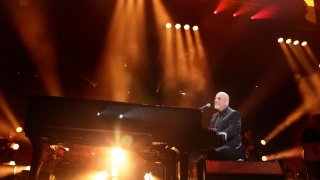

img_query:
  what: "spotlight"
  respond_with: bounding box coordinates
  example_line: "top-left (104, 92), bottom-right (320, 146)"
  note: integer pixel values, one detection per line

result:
top-left (285, 39), bottom-right (292, 44)
top-left (304, 0), bottom-right (315, 7)
top-left (214, 10), bottom-right (218, 14)
top-left (110, 148), bottom-right (125, 166)
top-left (260, 139), bottom-right (266, 145)
top-left (11, 143), bottom-right (19, 150)
top-left (277, 38), bottom-right (284, 43)
top-left (192, 26), bottom-right (199, 31)
top-left (165, 23), bottom-right (172, 29)
top-left (184, 24), bottom-right (190, 30)
top-left (293, 40), bottom-right (299, 45)
top-left (144, 172), bottom-right (153, 180)
top-left (301, 41), bottom-right (307, 46)
top-left (94, 171), bottom-right (109, 180)
top-left (233, 13), bottom-right (237, 17)
top-left (175, 24), bottom-right (181, 29)
top-left (261, 156), bottom-right (267, 161)
top-left (16, 127), bottom-right (23, 133)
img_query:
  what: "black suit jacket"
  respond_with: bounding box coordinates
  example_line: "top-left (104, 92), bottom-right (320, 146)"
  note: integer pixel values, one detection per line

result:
top-left (209, 106), bottom-right (242, 148)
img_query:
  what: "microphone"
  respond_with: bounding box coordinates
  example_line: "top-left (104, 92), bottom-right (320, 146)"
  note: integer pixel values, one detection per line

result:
top-left (199, 103), bottom-right (211, 110)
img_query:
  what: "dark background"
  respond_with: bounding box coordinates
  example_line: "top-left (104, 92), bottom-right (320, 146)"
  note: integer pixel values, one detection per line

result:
top-left (0, 0), bottom-right (319, 164)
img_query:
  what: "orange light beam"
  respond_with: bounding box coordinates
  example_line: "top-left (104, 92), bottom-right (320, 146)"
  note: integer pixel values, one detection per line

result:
top-left (151, 0), bottom-right (177, 103)
top-left (175, 28), bottom-right (187, 83)
top-left (263, 146), bottom-right (303, 161)
top-left (303, 44), bottom-right (320, 68)
top-left (0, 92), bottom-right (19, 130)
top-left (263, 105), bottom-right (306, 143)
top-left (185, 30), bottom-right (207, 96)
top-left (193, 29), bottom-right (213, 101)
top-left (5, 1), bottom-right (61, 96)
top-left (239, 58), bottom-right (288, 117)
top-left (96, 0), bottom-right (147, 102)
top-left (161, 29), bottom-right (176, 97)
top-left (279, 42), bottom-right (302, 79)
top-left (263, 42), bottom-right (320, 144)
top-left (288, 44), bottom-right (314, 74)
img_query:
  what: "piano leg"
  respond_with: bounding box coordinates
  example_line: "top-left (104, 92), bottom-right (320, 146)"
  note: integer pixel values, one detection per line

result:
top-left (179, 152), bottom-right (189, 180)
top-left (29, 140), bottom-right (49, 180)
top-left (29, 140), bottom-right (42, 180)
top-left (161, 152), bottom-right (189, 180)
top-left (158, 146), bottom-right (181, 180)
top-left (163, 160), bottom-right (177, 180)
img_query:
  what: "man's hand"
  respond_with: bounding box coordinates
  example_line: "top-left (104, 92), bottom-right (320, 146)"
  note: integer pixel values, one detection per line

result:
top-left (208, 127), bottom-right (218, 133)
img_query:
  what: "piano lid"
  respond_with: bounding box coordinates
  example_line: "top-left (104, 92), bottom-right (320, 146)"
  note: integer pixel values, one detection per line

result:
top-left (24, 95), bottom-right (205, 147)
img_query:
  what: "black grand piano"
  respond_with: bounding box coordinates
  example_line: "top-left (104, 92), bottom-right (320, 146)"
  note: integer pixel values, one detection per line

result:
top-left (24, 95), bottom-right (208, 179)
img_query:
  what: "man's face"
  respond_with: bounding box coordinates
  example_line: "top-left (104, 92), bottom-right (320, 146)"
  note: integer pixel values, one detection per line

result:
top-left (214, 92), bottom-right (229, 112)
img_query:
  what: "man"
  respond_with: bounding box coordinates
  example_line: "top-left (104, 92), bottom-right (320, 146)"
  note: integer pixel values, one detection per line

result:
top-left (191, 92), bottom-right (244, 179)
top-left (207, 91), bottom-right (244, 160)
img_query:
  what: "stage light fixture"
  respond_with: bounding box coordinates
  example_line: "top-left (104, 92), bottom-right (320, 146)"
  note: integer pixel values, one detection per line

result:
top-left (260, 139), bottom-right (266, 145)
top-left (304, 0), bottom-right (314, 7)
top-left (277, 38), bottom-right (284, 43)
top-left (184, 24), bottom-right (190, 30)
top-left (301, 41), bottom-right (307, 46)
top-left (214, 10), bottom-right (218, 14)
top-left (233, 13), bottom-right (237, 17)
top-left (110, 147), bottom-right (125, 166)
top-left (192, 26), bottom-right (199, 31)
top-left (16, 127), bottom-right (23, 133)
top-left (293, 40), bottom-right (299, 45)
top-left (285, 39), bottom-right (292, 44)
top-left (11, 143), bottom-right (19, 150)
top-left (261, 156), bottom-right (267, 161)
top-left (175, 24), bottom-right (181, 29)
top-left (165, 23), bottom-right (172, 29)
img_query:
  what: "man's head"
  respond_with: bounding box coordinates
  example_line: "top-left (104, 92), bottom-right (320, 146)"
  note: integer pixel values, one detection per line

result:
top-left (214, 92), bottom-right (229, 112)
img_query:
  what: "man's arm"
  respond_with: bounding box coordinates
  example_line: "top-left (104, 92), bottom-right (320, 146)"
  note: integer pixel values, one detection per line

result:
top-left (221, 111), bottom-right (241, 139)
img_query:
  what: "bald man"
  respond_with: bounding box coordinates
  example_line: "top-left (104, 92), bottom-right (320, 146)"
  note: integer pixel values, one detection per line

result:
top-left (207, 92), bottom-right (244, 160)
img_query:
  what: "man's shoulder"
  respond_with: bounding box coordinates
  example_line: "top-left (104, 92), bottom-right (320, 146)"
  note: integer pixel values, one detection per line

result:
top-left (227, 107), bottom-right (239, 114)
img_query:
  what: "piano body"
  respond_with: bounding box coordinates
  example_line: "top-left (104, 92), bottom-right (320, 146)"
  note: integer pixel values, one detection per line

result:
top-left (24, 95), bottom-right (207, 179)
